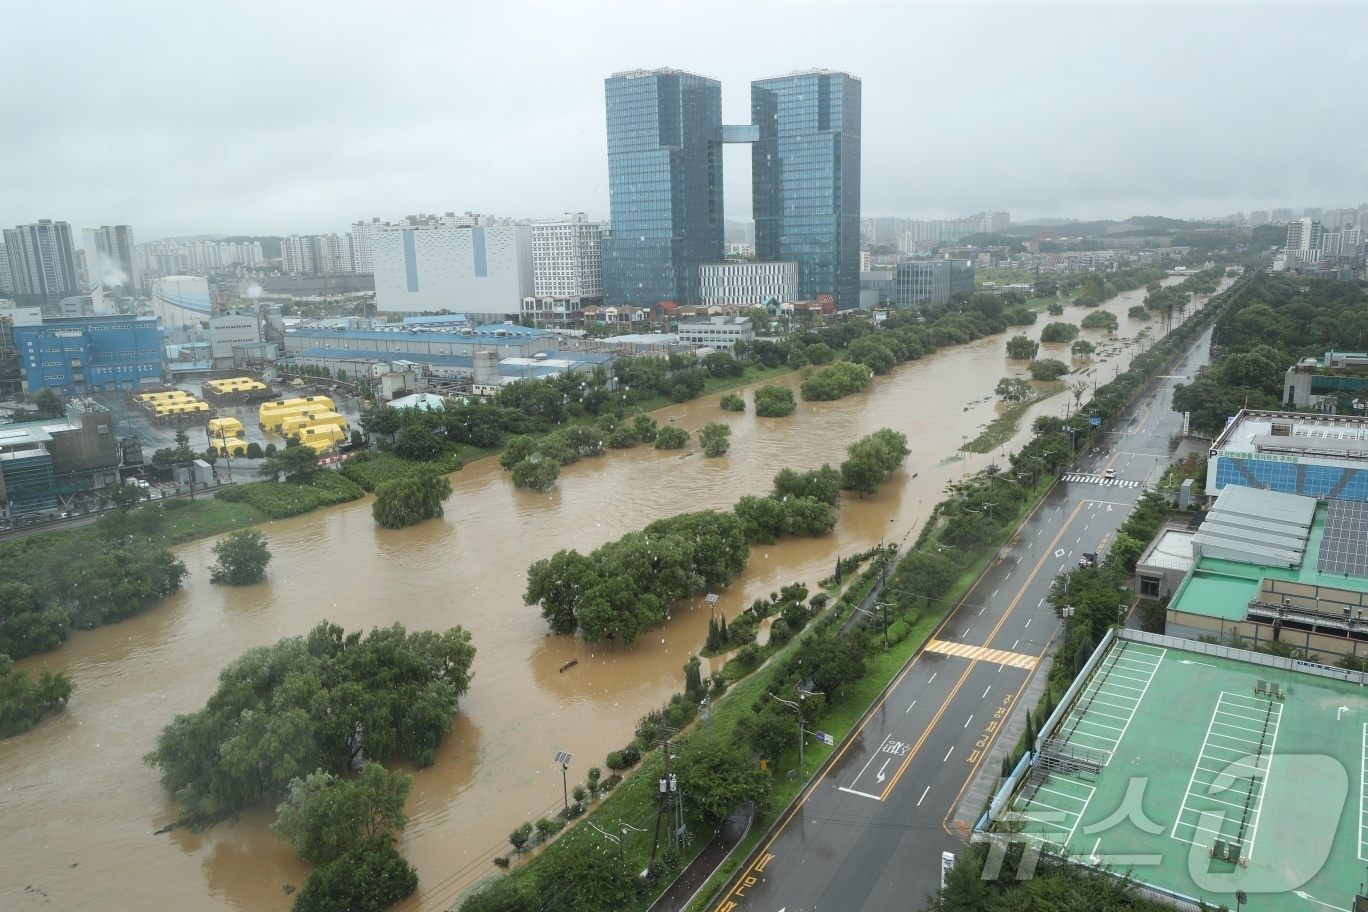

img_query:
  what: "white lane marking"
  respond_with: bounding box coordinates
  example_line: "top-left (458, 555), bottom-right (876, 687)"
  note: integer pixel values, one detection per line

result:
top-left (838, 786), bottom-right (883, 801)
top-left (929, 673), bottom-right (937, 683)
top-left (851, 732), bottom-right (894, 787)
top-left (964, 714), bottom-right (974, 729)
top-left (918, 785), bottom-right (930, 806)
top-left (905, 700), bottom-right (917, 714)
top-left (982, 686), bottom-right (991, 699)
top-left (1025, 619), bottom-right (1032, 628)
top-left (943, 747), bottom-right (954, 762)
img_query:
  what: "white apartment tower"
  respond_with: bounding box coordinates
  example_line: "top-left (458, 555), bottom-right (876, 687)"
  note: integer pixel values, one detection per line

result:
top-left (1286, 218), bottom-right (1322, 258)
top-left (531, 213), bottom-right (604, 298)
top-left (281, 235), bottom-right (317, 275)
top-left (351, 218), bottom-right (379, 273)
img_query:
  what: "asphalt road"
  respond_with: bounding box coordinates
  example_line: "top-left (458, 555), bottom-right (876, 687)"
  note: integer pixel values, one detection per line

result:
top-left (711, 324), bottom-right (1216, 912)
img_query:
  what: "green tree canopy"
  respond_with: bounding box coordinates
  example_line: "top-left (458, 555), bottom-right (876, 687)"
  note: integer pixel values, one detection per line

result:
top-left (674, 734), bottom-right (771, 824)
top-left (524, 511), bottom-right (749, 643)
top-left (995, 377), bottom-right (1033, 402)
top-left (30, 388), bottom-right (65, 420)
top-left (753, 385), bottom-right (797, 417)
top-left (145, 620), bottom-right (475, 816)
top-left (654, 425), bottom-right (690, 450)
top-left (511, 457), bottom-right (560, 491)
top-left (698, 422), bottom-right (732, 457)
top-left (0, 655), bottom-right (73, 738)
top-left (839, 429), bottom-right (910, 497)
top-left (1028, 359), bottom-right (1070, 381)
top-left (260, 445), bottom-right (319, 483)
top-left (1039, 322), bottom-right (1080, 343)
top-left (771, 464), bottom-right (841, 505)
top-left (1005, 335), bottom-right (1039, 360)
top-left (271, 763), bottom-right (412, 865)
top-left (210, 529), bottom-right (272, 586)
top-left (372, 467), bottom-right (452, 529)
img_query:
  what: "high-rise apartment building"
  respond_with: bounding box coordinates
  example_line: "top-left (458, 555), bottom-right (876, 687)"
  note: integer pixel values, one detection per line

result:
top-left (0, 241), bottom-right (12, 295)
top-left (752, 70), bottom-right (861, 309)
top-left (1271, 208), bottom-right (1295, 224)
top-left (351, 218), bottom-right (380, 274)
top-left (1286, 217), bottom-right (1322, 256)
top-left (3, 220), bottom-right (80, 304)
top-left (603, 68), bottom-right (724, 308)
top-left (281, 235), bottom-right (317, 275)
top-left (83, 225), bottom-right (139, 293)
top-left (531, 213), bottom-right (604, 298)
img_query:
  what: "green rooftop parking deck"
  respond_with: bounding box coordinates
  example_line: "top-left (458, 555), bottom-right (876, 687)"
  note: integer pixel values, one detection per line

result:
top-left (989, 630), bottom-right (1368, 912)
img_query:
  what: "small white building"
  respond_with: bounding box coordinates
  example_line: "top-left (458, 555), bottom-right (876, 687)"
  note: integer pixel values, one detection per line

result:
top-left (678, 316), bottom-right (754, 351)
top-left (208, 312), bottom-right (260, 365)
top-left (699, 262), bottom-right (797, 308)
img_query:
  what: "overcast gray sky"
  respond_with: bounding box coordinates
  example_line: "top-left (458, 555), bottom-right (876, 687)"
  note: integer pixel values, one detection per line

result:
top-left (2, 0), bottom-right (1364, 240)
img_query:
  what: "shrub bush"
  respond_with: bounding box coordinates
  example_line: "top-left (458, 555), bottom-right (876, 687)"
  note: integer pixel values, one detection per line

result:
top-left (719, 393), bottom-right (746, 412)
top-left (886, 620), bottom-right (911, 645)
top-left (654, 425), bottom-right (690, 449)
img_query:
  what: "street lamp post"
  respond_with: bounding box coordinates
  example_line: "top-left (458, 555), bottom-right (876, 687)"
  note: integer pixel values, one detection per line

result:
top-left (552, 750), bottom-right (572, 812)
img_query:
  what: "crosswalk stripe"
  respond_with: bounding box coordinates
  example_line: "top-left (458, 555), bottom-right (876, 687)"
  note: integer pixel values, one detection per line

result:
top-left (1062, 474), bottom-right (1138, 488)
top-left (925, 638), bottom-right (1039, 670)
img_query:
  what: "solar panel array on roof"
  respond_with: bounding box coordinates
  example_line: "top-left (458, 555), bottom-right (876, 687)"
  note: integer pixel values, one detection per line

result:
top-left (1317, 499), bottom-right (1368, 578)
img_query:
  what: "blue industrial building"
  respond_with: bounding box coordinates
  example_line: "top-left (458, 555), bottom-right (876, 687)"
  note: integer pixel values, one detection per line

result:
top-left (14, 314), bottom-right (166, 393)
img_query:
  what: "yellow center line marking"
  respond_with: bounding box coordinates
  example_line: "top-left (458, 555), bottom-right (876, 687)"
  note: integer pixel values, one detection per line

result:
top-left (941, 634), bottom-right (1058, 838)
top-left (879, 499), bottom-right (1087, 799)
top-left (710, 483), bottom-right (1078, 911)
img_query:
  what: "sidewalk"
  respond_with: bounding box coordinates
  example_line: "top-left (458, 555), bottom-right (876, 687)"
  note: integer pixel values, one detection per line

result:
top-left (648, 808), bottom-right (752, 912)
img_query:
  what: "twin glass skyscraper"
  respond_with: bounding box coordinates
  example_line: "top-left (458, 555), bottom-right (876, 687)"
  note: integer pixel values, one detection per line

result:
top-left (604, 68), bottom-right (860, 310)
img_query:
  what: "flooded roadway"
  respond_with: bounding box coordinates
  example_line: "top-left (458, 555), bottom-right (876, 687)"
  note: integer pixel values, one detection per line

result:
top-left (0, 281), bottom-right (1211, 912)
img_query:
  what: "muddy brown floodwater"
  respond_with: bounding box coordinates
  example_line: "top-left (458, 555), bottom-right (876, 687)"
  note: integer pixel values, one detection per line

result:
top-left (0, 280), bottom-right (1216, 912)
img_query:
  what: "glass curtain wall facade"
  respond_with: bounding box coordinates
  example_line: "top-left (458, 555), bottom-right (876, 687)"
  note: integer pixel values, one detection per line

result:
top-left (603, 69), bottom-right (723, 308)
top-left (752, 71), bottom-right (861, 309)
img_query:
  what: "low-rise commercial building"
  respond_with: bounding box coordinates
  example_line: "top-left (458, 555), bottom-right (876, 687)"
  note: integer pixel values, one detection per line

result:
top-left (1159, 486), bottom-right (1368, 663)
top-left (894, 259), bottom-right (974, 308)
top-left (677, 316), bottom-right (753, 351)
top-left (698, 262), bottom-right (798, 308)
top-left (0, 398), bottom-right (121, 516)
top-left (1282, 351), bottom-right (1368, 409)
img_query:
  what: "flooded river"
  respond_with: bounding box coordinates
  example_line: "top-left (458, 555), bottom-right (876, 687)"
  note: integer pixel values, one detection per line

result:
top-left (0, 281), bottom-right (1212, 912)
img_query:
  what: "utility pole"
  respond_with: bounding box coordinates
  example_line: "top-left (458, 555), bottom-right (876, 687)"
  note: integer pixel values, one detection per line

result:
top-left (651, 735), bottom-right (680, 859)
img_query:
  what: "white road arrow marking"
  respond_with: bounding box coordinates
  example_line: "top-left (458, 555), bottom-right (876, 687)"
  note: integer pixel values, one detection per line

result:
top-left (1178, 659), bottom-right (1215, 667)
top-left (1338, 705), bottom-right (1351, 721)
top-left (876, 758), bottom-right (891, 783)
